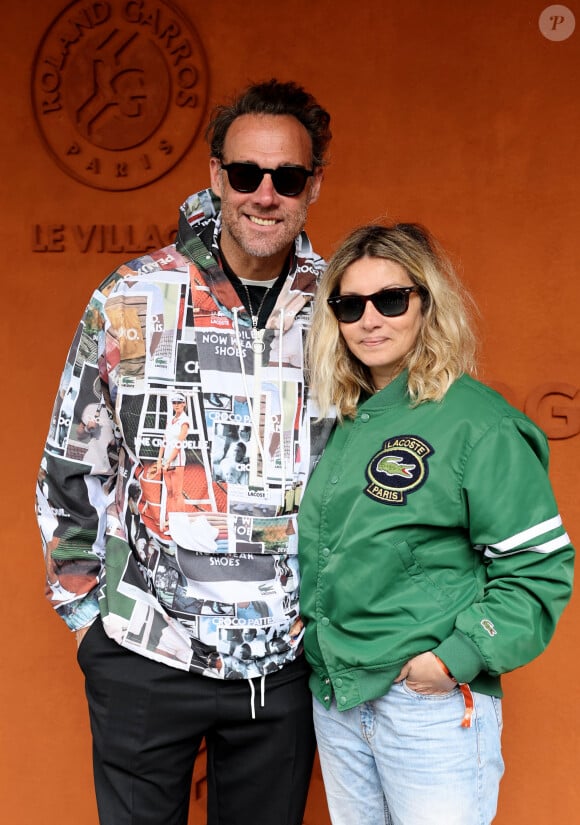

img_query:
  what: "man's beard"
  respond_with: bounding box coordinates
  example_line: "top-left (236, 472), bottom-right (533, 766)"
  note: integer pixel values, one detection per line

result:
top-left (220, 202), bottom-right (309, 260)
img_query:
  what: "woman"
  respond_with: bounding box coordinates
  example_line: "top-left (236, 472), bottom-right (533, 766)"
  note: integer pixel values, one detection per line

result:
top-left (153, 391), bottom-right (191, 525)
top-left (298, 223), bottom-right (574, 825)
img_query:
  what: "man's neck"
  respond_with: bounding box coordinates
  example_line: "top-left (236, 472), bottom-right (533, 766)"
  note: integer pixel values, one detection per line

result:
top-left (218, 231), bottom-right (292, 282)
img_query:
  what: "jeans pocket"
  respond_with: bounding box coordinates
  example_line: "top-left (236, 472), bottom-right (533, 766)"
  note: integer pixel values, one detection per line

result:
top-left (491, 695), bottom-right (503, 733)
top-left (400, 679), bottom-right (459, 700)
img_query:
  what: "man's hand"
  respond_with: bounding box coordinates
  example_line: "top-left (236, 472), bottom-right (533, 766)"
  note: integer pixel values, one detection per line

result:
top-left (393, 651), bottom-right (457, 694)
top-left (75, 625), bottom-right (92, 648)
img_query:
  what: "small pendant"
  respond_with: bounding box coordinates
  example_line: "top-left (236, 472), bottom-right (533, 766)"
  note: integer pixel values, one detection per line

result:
top-left (251, 328), bottom-right (266, 354)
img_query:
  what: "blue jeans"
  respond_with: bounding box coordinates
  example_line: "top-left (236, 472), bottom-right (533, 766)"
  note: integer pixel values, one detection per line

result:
top-left (313, 681), bottom-right (504, 825)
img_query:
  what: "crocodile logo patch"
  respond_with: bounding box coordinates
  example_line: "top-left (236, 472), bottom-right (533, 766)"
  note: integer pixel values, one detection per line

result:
top-left (364, 435), bottom-right (434, 506)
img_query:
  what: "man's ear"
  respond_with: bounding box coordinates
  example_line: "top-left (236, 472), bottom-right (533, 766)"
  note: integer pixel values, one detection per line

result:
top-left (307, 167), bottom-right (324, 206)
top-left (209, 158), bottom-right (223, 196)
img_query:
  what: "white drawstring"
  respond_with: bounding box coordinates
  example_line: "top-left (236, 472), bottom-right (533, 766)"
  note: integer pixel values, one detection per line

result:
top-left (233, 306), bottom-right (267, 469)
top-left (248, 675), bottom-right (266, 720)
top-left (277, 309), bottom-right (287, 493)
top-left (249, 677), bottom-right (256, 720)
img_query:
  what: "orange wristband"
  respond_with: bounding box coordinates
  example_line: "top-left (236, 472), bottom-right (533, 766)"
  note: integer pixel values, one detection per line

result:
top-left (433, 654), bottom-right (474, 729)
top-left (432, 654), bottom-right (456, 681)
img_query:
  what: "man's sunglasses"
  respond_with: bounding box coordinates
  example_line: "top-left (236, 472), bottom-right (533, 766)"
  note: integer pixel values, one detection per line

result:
top-left (327, 286), bottom-right (422, 323)
top-left (221, 162), bottom-right (314, 197)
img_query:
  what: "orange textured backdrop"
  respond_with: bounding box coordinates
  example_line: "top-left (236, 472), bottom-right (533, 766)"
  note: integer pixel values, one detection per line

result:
top-left (1, 1), bottom-right (578, 823)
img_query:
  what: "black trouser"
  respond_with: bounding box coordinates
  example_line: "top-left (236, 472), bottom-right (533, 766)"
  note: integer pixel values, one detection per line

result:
top-left (77, 618), bottom-right (316, 825)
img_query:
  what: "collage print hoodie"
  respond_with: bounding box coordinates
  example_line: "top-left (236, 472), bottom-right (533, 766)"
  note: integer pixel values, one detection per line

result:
top-left (36, 188), bottom-right (334, 682)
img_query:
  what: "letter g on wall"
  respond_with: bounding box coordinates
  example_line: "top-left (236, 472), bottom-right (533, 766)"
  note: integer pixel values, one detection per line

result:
top-left (525, 383), bottom-right (580, 440)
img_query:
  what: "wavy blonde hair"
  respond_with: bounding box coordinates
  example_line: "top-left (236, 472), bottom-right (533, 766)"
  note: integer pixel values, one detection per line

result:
top-left (307, 223), bottom-right (477, 420)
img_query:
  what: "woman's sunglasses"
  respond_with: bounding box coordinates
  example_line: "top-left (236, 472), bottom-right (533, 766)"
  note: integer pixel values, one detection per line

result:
top-left (221, 162), bottom-right (314, 197)
top-left (327, 286), bottom-right (422, 323)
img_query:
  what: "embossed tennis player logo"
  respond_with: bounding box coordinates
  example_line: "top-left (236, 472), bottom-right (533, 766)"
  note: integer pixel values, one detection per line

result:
top-left (32, 0), bottom-right (209, 191)
top-left (364, 435), bottom-right (434, 505)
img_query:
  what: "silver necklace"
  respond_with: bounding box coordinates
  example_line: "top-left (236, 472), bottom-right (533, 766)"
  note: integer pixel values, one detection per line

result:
top-left (240, 282), bottom-right (269, 353)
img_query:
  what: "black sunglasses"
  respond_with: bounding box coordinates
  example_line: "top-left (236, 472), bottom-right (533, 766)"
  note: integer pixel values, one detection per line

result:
top-left (327, 286), bottom-right (422, 323)
top-left (221, 162), bottom-right (314, 197)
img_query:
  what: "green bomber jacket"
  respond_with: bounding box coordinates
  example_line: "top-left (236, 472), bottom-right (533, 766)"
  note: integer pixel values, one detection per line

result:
top-left (298, 371), bottom-right (574, 711)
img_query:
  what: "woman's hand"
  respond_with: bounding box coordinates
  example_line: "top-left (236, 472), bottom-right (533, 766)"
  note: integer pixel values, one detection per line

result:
top-left (393, 651), bottom-right (457, 694)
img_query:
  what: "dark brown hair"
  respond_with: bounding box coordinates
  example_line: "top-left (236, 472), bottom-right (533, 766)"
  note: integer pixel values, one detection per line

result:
top-left (206, 79), bottom-right (331, 168)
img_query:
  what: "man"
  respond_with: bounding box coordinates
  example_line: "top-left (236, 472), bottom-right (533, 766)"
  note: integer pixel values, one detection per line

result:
top-left (36, 79), bottom-right (333, 825)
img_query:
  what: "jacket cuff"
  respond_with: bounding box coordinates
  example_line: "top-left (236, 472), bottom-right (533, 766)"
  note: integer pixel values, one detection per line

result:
top-left (62, 595), bottom-right (101, 632)
top-left (433, 630), bottom-right (485, 684)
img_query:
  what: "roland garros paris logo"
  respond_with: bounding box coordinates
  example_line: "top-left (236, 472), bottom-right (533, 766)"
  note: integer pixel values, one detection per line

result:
top-left (31, 0), bottom-right (209, 190)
